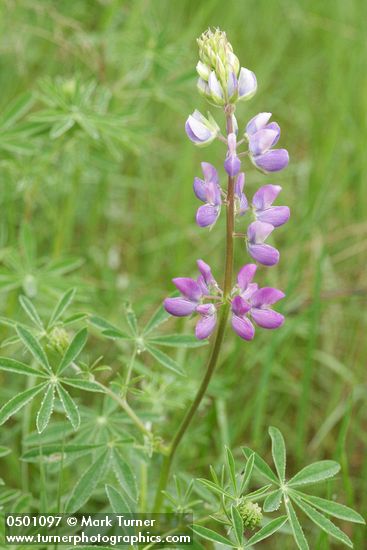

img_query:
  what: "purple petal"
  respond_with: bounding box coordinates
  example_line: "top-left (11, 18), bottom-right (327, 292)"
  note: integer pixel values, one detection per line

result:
top-left (224, 154), bottom-right (241, 177)
top-left (241, 282), bottom-right (259, 301)
top-left (201, 162), bottom-right (219, 184)
top-left (227, 72), bottom-right (238, 98)
top-left (195, 311), bottom-right (217, 339)
top-left (253, 149), bottom-right (289, 173)
top-left (193, 177), bottom-right (207, 202)
top-left (249, 129), bottom-right (279, 156)
top-left (251, 287), bottom-right (285, 307)
top-left (251, 308), bottom-right (284, 329)
top-left (237, 264), bottom-right (257, 291)
top-left (208, 71), bottom-right (224, 101)
top-left (231, 295), bottom-right (251, 316)
top-left (256, 206), bottom-right (290, 227)
top-left (248, 244), bottom-right (280, 266)
top-left (172, 278), bottom-right (202, 301)
top-left (164, 297), bottom-right (196, 317)
top-left (206, 180), bottom-right (221, 206)
top-left (266, 122), bottom-right (280, 145)
top-left (235, 172), bottom-right (245, 196)
top-left (246, 112), bottom-right (272, 136)
top-left (196, 303), bottom-right (215, 316)
top-left (185, 116), bottom-right (211, 143)
top-left (231, 314), bottom-right (255, 340)
top-left (253, 184), bottom-right (282, 210)
top-left (196, 204), bottom-right (220, 227)
top-left (247, 221), bottom-right (274, 244)
top-left (238, 68), bottom-right (257, 99)
top-left (227, 132), bottom-right (237, 154)
top-left (197, 259), bottom-right (216, 287)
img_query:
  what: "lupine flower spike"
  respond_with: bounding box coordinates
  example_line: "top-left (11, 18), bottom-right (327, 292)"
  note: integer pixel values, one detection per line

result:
top-left (165, 27), bottom-right (290, 342)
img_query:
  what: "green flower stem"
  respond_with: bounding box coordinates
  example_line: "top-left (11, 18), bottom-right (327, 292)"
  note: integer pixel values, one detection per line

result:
top-left (153, 112), bottom-right (236, 512)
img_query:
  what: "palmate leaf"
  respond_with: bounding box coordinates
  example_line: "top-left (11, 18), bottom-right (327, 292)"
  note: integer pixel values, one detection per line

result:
top-left (240, 452), bottom-right (254, 494)
top-left (61, 378), bottom-right (105, 393)
top-left (125, 303), bottom-right (138, 335)
top-left (246, 516), bottom-right (288, 547)
top-left (57, 328), bottom-right (88, 374)
top-left (143, 305), bottom-right (170, 335)
top-left (146, 345), bottom-right (184, 375)
top-left (269, 426), bottom-right (286, 482)
top-left (0, 383), bottom-right (47, 425)
top-left (89, 316), bottom-right (130, 340)
top-left (111, 448), bottom-right (138, 502)
top-left (285, 497), bottom-right (309, 550)
top-left (56, 384), bottom-right (80, 430)
top-left (294, 491), bottom-right (365, 524)
top-left (65, 451), bottom-right (109, 513)
top-left (192, 525), bottom-right (235, 547)
top-left (288, 461), bottom-right (340, 487)
top-left (48, 288), bottom-right (76, 327)
top-left (291, 492), bottom-right (353, 548)
top-left (22, 444), bottom-right (103, 462)
top-left (0, 357), bottom-right (45, 378)
top-left (242, 447), bottom-right (278, 485)
top-left (147, 334), bottom-right (207, 348)
top-left (105, 484), bottom-right (132, 514)
top-left (263, 489), bottom-right (283, 512)
top-left (225, 446), bottom-right (237, 494)
top-left (16, 325), bottom-right (51, 374)
top-left (36, 384), bottom-right (55, 433)
top-left (19, 295), bottom-right (43, 329)
top-left (231, 505), bottom-right (244, 546)
top-left (197, 478), bottom-right (234, 500)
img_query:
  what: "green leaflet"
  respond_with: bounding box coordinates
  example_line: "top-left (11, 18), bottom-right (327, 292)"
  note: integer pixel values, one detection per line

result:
top-left (65, 451), bottom-right (109, 513)
top-left (57, 384), bottom-right (80, 430)
top-left (0, 383), bottom-right (47, 425)
top-left (36, 384), bottom-right (55, 433)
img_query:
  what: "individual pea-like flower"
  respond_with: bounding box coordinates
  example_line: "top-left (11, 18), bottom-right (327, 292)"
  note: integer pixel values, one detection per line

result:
top-left (237, 67), bottom-right (257, 101)
top-left (230, 264), bottom-right (285, 340)
top-left (224, 133), bottom-right (241, 176)
top-left (163, 260), bottom-right (222, 340)
top-left (246, 112), bottom-right (289, 173)
top-left (185, 110), bottom-right (220, 147)
top-left (193, 162), bottom-right (222, 227)
top-left (252, 184), bottom-right (290, 227)
top-left (247, 221), bottom-right (280, 266)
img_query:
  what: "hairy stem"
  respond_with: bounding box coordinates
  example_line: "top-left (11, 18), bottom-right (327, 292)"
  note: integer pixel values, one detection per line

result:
top-left (153, 112), bottom-right (236, 511)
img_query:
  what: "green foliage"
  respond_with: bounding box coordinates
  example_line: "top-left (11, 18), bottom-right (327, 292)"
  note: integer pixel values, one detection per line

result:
top-left (195, 428), bottom-right (364, 548)
top-left (0, 2), bottom-right (365, 549)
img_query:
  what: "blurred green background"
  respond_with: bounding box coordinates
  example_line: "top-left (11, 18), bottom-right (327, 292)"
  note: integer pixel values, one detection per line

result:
top-left (0, 0), bottom-right (366, 546)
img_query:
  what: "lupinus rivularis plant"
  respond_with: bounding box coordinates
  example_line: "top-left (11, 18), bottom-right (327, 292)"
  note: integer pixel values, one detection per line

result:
top-left (154, 29), bottom-right (364, 547)
top-left (0, 27), bottom-right (364, 550)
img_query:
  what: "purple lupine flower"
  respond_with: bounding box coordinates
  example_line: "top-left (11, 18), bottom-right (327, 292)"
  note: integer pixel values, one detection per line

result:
top-left (164, 260), bottom-right (222, 339)
top-left (196, 304), bottom-right (217, 339)
top-left (164, 278), bottom-right (202, 316)
top-left (253, 184), bottom-right (290, 227)
top-left (247, 221), bottom-right (279, 266)
top-left (224, 133), bottom-right (241, 176)
top-left (230, 264), bottom-right (285, 340)
top-left (246, 112), bottom-right (289, 173)
top-left (234, 172), bottom-right (248, 216)
top-left (197, 258), bottom-right (220, 293)
top-left (193, 162), bottom-right (222, 227)
top-left (185, 110), bottom-right (220, 147)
